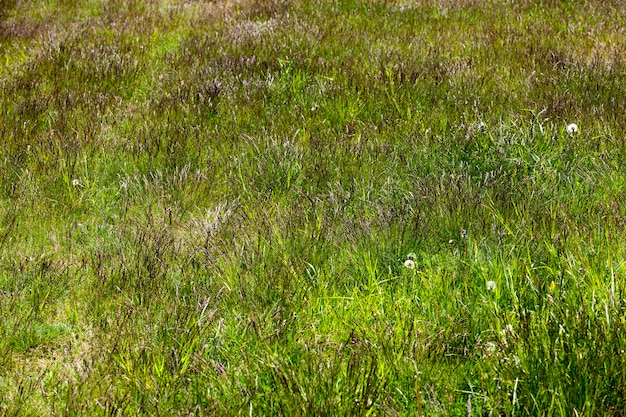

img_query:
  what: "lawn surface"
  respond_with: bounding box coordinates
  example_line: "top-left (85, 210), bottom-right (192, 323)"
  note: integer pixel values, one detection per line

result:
top-left (2, 0), bottom-right (626, 415)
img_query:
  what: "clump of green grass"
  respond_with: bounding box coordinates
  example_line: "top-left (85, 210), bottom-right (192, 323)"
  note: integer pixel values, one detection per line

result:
top-left (2, 0), bottom-right (626, 415)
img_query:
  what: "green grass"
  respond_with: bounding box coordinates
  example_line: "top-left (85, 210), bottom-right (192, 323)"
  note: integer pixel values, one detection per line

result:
top-left (2, 0), bottom-right (626, 414)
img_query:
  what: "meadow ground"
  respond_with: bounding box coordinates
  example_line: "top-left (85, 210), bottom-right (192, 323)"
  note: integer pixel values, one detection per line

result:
top-left (2, 0), bottom-right (626, 415)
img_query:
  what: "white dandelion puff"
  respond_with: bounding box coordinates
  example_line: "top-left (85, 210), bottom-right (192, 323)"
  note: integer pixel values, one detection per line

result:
top-left (406, 252), bottom-right (417, 261)
top-left (486, 280), bottom-right (497, 291)
top-left (404, 259), bottom-right (416, 269)
top-left (500, 324), bottom-right (514, 335)
top-left (72, 179), bottom-right (81, 187)
top-left (566, 123), bottom-right (578, 134)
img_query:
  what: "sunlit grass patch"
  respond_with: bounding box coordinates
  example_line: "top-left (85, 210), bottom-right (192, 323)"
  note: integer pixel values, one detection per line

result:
top-left (7, 322), bottom-right (70, 353)
top-left (2, 0), bottom-right (626, 414)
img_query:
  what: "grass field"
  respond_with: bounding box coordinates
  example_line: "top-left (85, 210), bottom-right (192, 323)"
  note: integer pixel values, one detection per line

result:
top-left (2, 0), bottom-right (626, 415)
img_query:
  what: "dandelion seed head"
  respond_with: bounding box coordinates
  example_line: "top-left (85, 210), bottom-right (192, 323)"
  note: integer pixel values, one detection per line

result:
top-left (486, 280), bottom-right (497, 291)
top-left (404, 259), bottom-right (416, 269)
top-left (406, 252), bottom-right (417, 261)
top-left (72, 179), bottom-right (81, 187)
top-left (566, 123), bottom-right (578, 134)
top-left (500, 324), bottom-right (514, 335)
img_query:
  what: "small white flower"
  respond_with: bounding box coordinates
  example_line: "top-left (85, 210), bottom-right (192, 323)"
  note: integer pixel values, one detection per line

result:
top-left (476, 121), bottom-right (486, 131)
top-left (403, 259), bottom-right (416, 269)
top-left (486, 280), bottom-right (497, 291)
top-left (406, 252), bottom-right (417, 261)
top-left (485, 341), bottom-right (497, 353)
top-left (566, 123), bottom-right (578, 134)
top-left (72, 179), bottom-right (81, 187)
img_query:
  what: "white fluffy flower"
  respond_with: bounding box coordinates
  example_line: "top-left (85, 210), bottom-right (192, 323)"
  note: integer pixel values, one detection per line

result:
top-left (500, 324), bottom-right (514, 335)
top-left (404, 259), bottom-right (416, 269)
top-left (72, 179), bottom-right (81, 187)
top-left (406, 252), bottom-right (417, 261)
top-left (566, 123), bottom-right (578, 134)
top-left (486, 280), bottom-right (497, 291)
